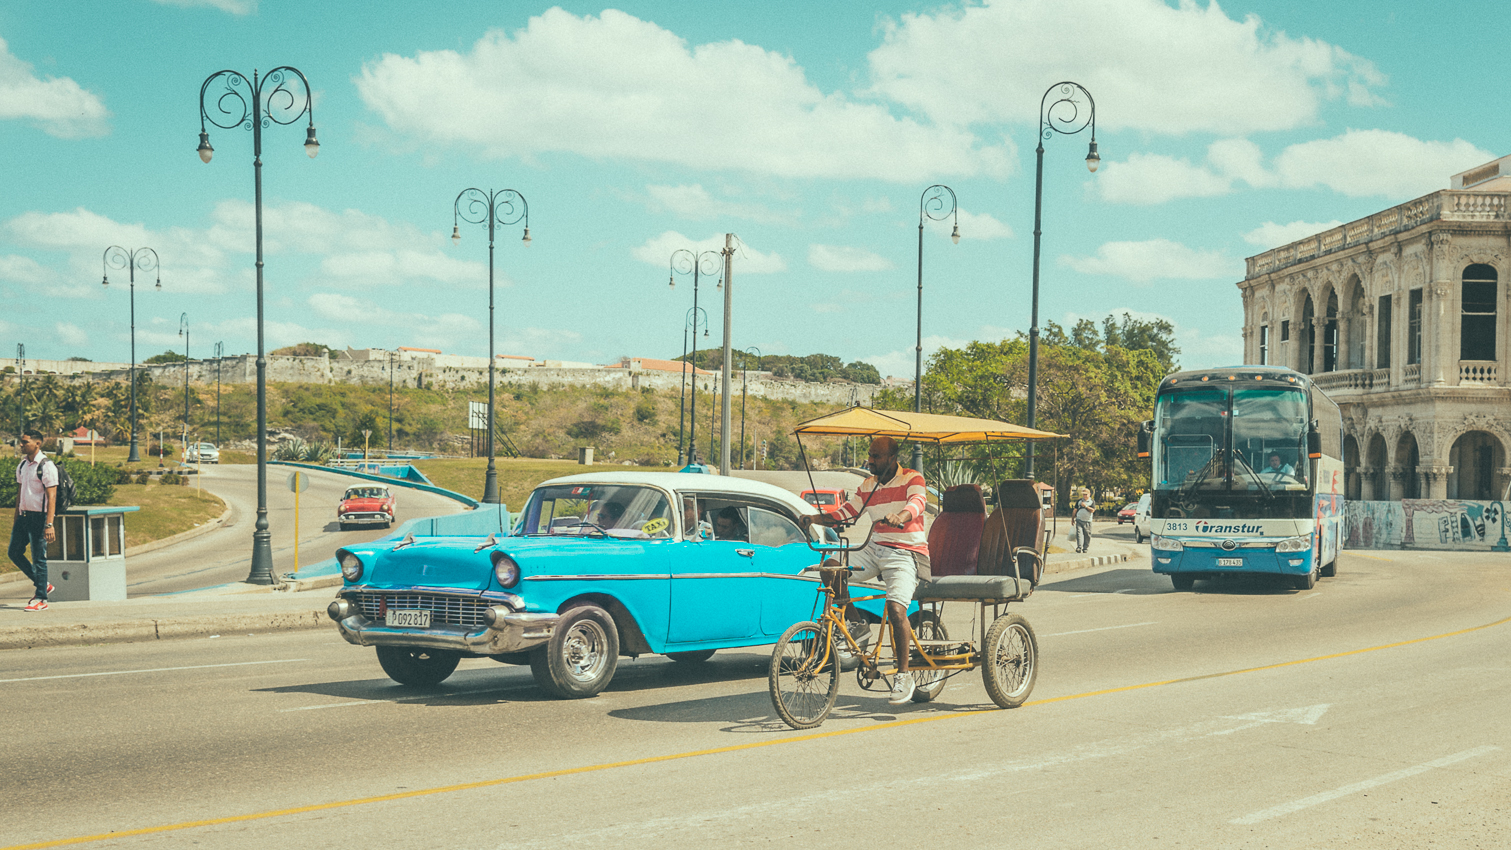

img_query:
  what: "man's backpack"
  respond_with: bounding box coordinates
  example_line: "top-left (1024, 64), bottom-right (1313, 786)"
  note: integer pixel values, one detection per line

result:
top-left (19, 456), bottom-right (75, 513)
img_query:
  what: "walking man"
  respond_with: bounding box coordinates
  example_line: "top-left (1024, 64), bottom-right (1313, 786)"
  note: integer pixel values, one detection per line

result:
top-left (800, 436), bottom-right (929, 705)
top-left (11, 429), bottom-right (57, 611)
top-left (1074, 487), bottom-right (1095, 554)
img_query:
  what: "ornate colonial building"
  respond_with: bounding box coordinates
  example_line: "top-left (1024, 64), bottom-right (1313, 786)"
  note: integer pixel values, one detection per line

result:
top-left (1238, 156), bottom-right (1511, 502)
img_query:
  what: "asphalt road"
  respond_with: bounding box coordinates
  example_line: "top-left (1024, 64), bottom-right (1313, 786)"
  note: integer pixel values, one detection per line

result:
top-left (121, 465), bottom-right (470, 595)
top-left (3, 548), bottom-right (1508, 848)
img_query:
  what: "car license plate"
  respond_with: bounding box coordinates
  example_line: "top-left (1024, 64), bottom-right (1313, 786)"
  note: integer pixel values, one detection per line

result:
top-left (386, 609), bottom-right (431, 627)
top-left (1217, 558), bottom-right (1243, 567)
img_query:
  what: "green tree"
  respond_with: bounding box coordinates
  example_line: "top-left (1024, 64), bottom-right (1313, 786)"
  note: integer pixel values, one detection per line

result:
top-left (143, 351), bottom-right (187, 364)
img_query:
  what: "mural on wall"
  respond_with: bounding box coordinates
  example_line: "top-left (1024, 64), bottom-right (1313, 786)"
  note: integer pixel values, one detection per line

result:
top-left (1346, 500), bottom-right (1511, 550)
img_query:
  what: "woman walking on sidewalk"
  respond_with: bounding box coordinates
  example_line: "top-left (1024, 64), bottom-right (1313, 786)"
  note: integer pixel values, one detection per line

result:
top-left (1074, 488), bottom-right (1095, 554)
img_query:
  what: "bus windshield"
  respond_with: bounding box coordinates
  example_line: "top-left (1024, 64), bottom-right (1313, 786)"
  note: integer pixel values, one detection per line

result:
top-left (1153, 385), bottom-right (1309, 494)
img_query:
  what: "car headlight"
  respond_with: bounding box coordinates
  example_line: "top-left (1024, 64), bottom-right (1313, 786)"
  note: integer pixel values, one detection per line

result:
top-left (490, 550), bottom-right (520, 588)
top-left (1150, 534), bottom-right (1183, 551)
top-left (338, 549), bottom-right (364, 582)
top-left (1275, 534), bottom-right (1312, 553)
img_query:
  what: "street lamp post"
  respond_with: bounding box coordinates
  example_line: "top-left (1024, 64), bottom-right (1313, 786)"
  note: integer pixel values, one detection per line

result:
top-left (388, 350), bottom-right (395, 451)
top-left (177, 313), bottom-right (190, 455)
top-left (363, 428), bottom-right (372, 463)
top-left (740, 346), bottom-right (761, 469)
top-left (1027, 81), bottom-right (1099, 478)
top-left (451, 188), bottom-right (529, 504)
top-left (213, 341), bottom-right (222, 447)
top-left (676, 306), bottom-right (709, 466)
top-left (915, 185), bottom-right (960, 473)
top-left (102, 246), bottom-right (160, 463)
top-left (669, 249), bottom-right (721, 466)
top-left (196, 65), bottom-right (320, 585)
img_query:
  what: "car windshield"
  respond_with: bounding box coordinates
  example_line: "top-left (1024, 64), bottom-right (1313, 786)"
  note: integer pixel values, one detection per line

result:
top-left (1153, 385), bottom-right (1309, 493)
top-left (345, 488), bottom-right (386, 499)
top-left (803, 492), bottom-right (837, 506)
top-left (518, 484), bottom-right (673, 539)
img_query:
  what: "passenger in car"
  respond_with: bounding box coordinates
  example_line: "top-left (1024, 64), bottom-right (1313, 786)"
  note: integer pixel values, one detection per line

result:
top-left (713, 506), bottom-right (747, 541)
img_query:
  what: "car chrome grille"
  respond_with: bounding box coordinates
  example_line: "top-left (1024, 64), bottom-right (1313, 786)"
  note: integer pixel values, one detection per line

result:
top-left (353, 593), bottom-right (490, 628)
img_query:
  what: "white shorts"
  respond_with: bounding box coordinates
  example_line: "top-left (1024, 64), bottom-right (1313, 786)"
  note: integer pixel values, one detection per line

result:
top-left (850, 544), bottom-right (920, 608)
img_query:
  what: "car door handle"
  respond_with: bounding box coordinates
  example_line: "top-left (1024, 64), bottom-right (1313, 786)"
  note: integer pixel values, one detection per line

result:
top-left (736, 549), bottom-right (755, 557)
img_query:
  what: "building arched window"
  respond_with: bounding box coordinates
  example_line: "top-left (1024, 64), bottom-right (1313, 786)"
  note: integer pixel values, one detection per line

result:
top-left (1462, 263), bottom-right (1497, 361)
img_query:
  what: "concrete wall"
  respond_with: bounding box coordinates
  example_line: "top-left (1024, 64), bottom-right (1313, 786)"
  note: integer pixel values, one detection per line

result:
top-left (67, 354), bottom-right (883, 406)
top-left (1345, 499), bottom-right (1511, 550)
top-left (0, 357), bottom-right (132, 375)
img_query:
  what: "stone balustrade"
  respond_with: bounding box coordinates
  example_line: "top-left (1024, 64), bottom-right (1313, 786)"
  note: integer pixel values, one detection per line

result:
top-left (1459, 360), bottom-right (1499, 385)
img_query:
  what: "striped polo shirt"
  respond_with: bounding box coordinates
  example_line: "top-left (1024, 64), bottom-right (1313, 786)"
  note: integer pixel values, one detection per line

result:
top-left (835, 466), bottom-right (929, 554)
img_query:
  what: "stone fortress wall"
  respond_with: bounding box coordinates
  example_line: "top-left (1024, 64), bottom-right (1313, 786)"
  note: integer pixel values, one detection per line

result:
top-left (13, 354), bottom-right (884, 407)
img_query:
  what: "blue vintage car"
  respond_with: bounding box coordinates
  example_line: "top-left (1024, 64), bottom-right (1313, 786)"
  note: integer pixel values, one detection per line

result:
top-left (327, 471), bottom-right (887, 698)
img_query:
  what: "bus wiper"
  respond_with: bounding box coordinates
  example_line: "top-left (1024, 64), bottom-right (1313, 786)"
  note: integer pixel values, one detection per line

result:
top-left (1177, 453), bottom-right (1224, 499)
top-left (1231, 453), bottom-right (1274, 502)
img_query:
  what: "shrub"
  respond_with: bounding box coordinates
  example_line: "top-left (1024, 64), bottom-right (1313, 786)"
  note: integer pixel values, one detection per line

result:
top-left (634, 398), bottom-right (656, 424)
top-left (134, 472), bottom-right (151, 485)
top-left (56, 457), bottom-right (118, 505)
top-left (160, 472), bottom-right (184, 486)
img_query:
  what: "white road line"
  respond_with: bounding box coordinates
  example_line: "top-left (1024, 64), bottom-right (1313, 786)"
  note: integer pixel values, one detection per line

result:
top-left (0, 658), bottom-right (307, 684)
top-left (1300, 592), bottom-right (1322, 600)
top-left (1042, 621), bottom-right (1157, 637)
top-left (1230, 746), bottom-right (1500, 825)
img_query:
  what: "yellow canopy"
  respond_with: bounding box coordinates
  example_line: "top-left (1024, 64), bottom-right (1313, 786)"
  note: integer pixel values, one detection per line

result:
top-left (793, 407), bottom-right (1065, 444)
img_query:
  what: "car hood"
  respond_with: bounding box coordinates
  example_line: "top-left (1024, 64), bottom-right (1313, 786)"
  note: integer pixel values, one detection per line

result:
top-left (356, 534), bottom-right (668, 593)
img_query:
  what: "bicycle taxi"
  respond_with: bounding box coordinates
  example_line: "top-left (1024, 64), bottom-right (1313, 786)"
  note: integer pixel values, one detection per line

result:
top-left (768, 407), bottom-right (1064, 729)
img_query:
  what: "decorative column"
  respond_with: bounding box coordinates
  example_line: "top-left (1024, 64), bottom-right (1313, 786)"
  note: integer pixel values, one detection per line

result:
top-left (1359, 465), bottom-right (1376, 501)
top-left (1386, 464), bottom-right (1404, 501)
top-left (1429, 232), bottom-right (1453, 386)
top-left (1422, 465), bottom-right (1452, 500)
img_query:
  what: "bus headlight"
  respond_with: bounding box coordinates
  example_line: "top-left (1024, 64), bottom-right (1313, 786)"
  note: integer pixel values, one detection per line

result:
top-left (1275, 535), bottom-right (1312, 553)
top-left (1150, 534), bottom-right (1183, 551)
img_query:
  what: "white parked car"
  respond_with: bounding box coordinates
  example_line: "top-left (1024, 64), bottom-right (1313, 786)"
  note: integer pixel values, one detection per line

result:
top-left (1132, 492), bottom-right (1152, 543)
top-left (185, 442), bottom-right (220, 464)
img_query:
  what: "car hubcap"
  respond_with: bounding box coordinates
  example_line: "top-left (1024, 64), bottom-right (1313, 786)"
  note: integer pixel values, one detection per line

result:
top-left (562, 620), bottom-right (608, 682)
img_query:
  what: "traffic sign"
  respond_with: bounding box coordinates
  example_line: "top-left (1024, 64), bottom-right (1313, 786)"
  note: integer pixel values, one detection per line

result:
top-left (286, 471), bottom-right (310, 493)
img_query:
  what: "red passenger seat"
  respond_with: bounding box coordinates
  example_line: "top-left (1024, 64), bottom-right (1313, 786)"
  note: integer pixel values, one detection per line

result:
top-left (927, 484), bottom-right (986, 576)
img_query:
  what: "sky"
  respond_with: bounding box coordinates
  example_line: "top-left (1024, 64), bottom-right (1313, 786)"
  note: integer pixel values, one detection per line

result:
top-left (2, 0), bottom-right (1507, 380)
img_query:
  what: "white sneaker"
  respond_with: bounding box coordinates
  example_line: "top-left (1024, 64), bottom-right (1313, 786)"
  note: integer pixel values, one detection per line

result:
top-left (888, 671), bottom-right (915, 705)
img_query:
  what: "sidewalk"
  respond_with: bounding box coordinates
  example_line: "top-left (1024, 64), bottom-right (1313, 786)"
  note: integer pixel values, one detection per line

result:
top-left (0, 582), bottom-right (334, 651)
top-left (1043, 520), bottom-right (1144, 576)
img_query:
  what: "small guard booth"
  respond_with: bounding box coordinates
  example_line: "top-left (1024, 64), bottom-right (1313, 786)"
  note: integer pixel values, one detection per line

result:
top-left (47, 506), bottom-right (139, 602)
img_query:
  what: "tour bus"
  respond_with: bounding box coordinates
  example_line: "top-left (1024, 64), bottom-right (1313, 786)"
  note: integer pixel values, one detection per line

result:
top-left (1137, 366), bottom-right (1344, 590)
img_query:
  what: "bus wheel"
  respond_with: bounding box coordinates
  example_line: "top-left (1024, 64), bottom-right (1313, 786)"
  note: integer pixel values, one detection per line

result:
top-left (1170, 574), bottom-right (1195, 591)
top-left (1292, 567), bottom-right (1317, 590)
top-left (1319, 558), bottom-right (1337, 578)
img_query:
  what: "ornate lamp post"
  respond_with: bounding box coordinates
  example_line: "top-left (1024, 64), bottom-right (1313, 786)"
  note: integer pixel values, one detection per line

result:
top-left (196, 65), bottom-right (320, 585)
top-left (670, 249), bottom-right (721, 466)
top-left (451, 188), bottom-right (530, 504)
top-left (177, 313), bottom-right (189, 451)
top-left (915, 185), bottom-right (960, 473)
top-left (388, 350), bottom-right (395, 451)
top-left (101, 246), bottom-right (160, 463)
top-left (740, 346), bottom-right (761, 469)
top-left (212, 341), bottom-right (223, 447)
top-left (1027, 81), bottom-right (1099, 478)
top-left (676, 306), bottom-right (709, 466)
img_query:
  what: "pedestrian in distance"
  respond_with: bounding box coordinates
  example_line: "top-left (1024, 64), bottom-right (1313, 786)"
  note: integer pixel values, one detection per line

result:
top-left (1074, 487), bottom-right (1095, 554)
top-left (10, 429), bottom-right (57, 611)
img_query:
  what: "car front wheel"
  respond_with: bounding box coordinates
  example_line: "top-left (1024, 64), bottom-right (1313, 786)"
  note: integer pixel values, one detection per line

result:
top-left (530, 605), bottom-right (620, 698)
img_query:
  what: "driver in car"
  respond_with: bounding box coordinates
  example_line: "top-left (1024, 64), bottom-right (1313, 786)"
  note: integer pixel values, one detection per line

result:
top-left (799, 435), bottom-right (929, 705)
top-left (1260, 453), bottom-right (1300, 488)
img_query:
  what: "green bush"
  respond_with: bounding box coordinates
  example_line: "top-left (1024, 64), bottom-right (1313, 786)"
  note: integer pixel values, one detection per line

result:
top-left (134, 472), bottom-right (151, 485)
top-left (160, 472), bottom-right (184, 486)
top-left (0, 457), bottom-right (117, 507)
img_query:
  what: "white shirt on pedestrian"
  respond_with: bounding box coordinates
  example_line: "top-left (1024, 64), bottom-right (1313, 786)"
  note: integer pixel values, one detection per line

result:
top-left (16, 453), bottom-right (57, 513)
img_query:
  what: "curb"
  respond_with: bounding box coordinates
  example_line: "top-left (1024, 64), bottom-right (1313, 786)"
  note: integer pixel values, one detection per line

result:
top-left (125, 500), bottom-right (236, 557)
top-left (0, 609), bottom-right (332, 651)
top-left (275, 573), bottom-right (343, 593)
top-left (1045, 552), bottom-right (1131, 575)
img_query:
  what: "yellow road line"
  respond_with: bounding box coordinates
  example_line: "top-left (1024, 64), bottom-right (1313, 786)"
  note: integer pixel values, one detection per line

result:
top-left (9, 613), bottom-right (1510, 850)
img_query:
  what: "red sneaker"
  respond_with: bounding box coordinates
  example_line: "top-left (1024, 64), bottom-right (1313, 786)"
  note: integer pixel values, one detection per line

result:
top-left (24, 598), bottom-right (48, 612)
top-left (47, 583), bottom-right (54, 594)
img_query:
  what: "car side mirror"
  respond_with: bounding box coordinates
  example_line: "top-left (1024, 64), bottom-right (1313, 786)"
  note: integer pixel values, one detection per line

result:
top-left (1136, 420), bottom-right (1153, 459)
top-left (1307, 420), bottom-right (1322, 460)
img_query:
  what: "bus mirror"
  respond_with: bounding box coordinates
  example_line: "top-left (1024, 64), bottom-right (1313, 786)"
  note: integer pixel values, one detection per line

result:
top-left (1136, 420), bottom-right (1152, 459)
top-left (1307, 422), bottom-right (1322, 459)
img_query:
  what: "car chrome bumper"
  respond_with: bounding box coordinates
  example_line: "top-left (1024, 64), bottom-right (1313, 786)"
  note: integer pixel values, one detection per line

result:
top-left (329, 602), bottom-right (559, 655)
top-left (339, 514), bottom-right (391, 525)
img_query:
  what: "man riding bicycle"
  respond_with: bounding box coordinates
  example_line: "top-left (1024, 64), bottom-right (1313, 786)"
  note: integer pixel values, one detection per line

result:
top-left (799, 435), bottom-right (930, 705)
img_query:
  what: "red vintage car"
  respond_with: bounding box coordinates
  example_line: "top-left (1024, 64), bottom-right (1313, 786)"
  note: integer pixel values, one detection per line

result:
top-left (338, 485), bottom-right (395, 530)
top-left (800, 488), bottom-right (848, 516)
top-left (1117, 502), bottom-right (1138, 524)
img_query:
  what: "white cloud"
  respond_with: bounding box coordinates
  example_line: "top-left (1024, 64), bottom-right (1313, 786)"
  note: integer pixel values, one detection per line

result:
top-left (1096, 153), bottom-right (1233, 205)
top-left (955, 210), bottom-right (1012, 240)
top-left (1060, 239), bottom-right (1232, 283)
top-left (149, 0), bottom-right (256, 13)
top-left (868, 0), bottom-right (1385, 135)
top-left (808, 244), bottom-right (893, 273)
top-left (1242, 220), bottom-right (1343, 249)
top-left (55, 322), bottom-right (89, 347)
top-left (0, 254), bottom-right (54, 286)
top-left (645, 184), bottom-right (792, 224)
top-left (356, 8), bottom-right (1011, 182)
top-left (631, 231), bottom-right (786, 274)
top-left (1272, 129), bottom-right (1492, 198)
top-left (0, 36), bottom-right (109, 138)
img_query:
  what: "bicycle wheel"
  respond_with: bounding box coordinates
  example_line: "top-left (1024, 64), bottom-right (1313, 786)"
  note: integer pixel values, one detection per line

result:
top-left (769, 620), bottom-right (840, 729)
top-left (910, 610), bottom-right (948, 703)
top-left (982, 613), bottom-right (1038, 709)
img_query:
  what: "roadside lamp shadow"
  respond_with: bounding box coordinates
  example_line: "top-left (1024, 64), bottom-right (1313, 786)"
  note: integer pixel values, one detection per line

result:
top-left (1039, 568), bottom-right (1171, 595)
